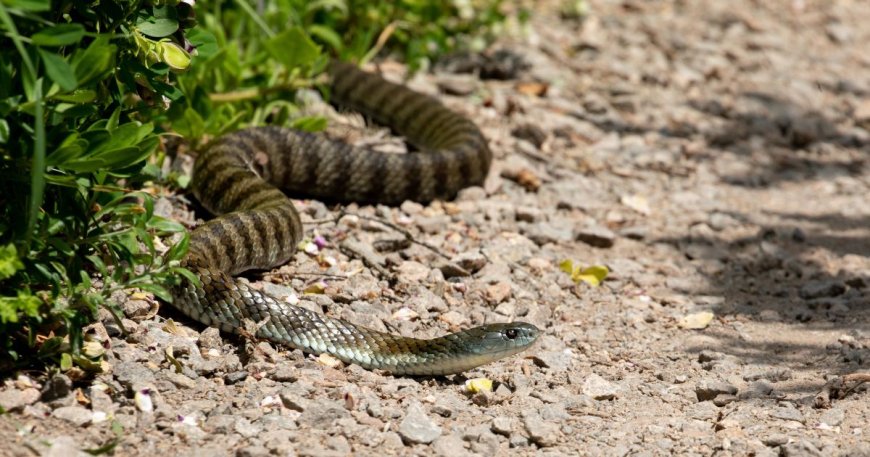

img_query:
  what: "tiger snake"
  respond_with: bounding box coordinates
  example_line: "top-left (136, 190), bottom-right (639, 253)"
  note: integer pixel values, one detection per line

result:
top-left (171, 61), bottom-right (539, 376)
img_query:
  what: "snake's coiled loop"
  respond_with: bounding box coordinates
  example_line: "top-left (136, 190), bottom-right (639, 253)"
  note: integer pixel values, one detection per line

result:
top-left (170, 61), bottom-right (539, 376)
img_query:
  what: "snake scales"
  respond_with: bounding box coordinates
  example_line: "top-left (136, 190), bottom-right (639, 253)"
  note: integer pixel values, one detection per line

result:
top-left (171, 61), bottom-right (539, 376)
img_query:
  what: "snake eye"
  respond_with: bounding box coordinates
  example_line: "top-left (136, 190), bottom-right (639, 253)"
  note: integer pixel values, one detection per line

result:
top-left (504, 328), bottom-right (519, 339)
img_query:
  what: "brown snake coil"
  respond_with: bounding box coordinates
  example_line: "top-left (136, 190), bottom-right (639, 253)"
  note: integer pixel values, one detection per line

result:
top-left (170, 61), bottom-right (539, 376)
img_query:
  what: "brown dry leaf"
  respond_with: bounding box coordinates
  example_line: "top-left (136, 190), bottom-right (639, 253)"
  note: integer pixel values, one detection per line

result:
top-left (516, 81), bottom-right (549, 97)
top-left (75, 388), bottom-right (90, 405)
top-left (502, 167), bottom-right (542, 191)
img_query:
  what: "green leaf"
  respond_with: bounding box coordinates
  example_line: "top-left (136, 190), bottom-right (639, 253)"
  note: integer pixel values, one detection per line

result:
top-left (158, 40), bottom-right (190, 71)
top-left (308, 24), bottom-right (343, 52)
top-left (31, 23), bottom-right (85, 46)
top-left (291, 116), bottom-right (328, 132)
top-left (0, 290), bottom-right (41, 324)
top-left (264, 27), bottom-right (321, 70)
top-left (0, 119), bottom-right (9, 143)
top-left (147, 218), bottom-right (185, 233)
top-left (51, 89), bottom-right (97, 103)
top-left (174, 267), bottom-right (200, 289)
top-left (166, 233), bottom-right (189, 262)
top-left (135, 283), bottom-right (171, 302)
top-left (38, 49), bottom-right (77, 91)
top-left (60, 352), bottom-right (73, 371)
top-left (187, 28), bottom-right (218, 61)
top-left (136, 16), bottom-right (179, 38)
top-left (5, 0), bottom-right (49, 12)
top-left (72, 36), bottom-right (116, 87)
top-left (0, 244), bottom-right (24, 280)
top-left (47, 138), bottom-right (88, 166)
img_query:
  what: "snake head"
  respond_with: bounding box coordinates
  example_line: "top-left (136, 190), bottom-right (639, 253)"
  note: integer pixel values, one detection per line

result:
top-left (467, 322), bottom-right (540, 358)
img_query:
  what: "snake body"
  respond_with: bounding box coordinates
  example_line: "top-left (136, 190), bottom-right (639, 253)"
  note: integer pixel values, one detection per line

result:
top-left (171, 61), bottom-right (539, 376)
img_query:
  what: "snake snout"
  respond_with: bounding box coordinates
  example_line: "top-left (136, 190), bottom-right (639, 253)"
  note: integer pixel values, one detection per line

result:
top-left (472, 322), bottom-right (540, 357)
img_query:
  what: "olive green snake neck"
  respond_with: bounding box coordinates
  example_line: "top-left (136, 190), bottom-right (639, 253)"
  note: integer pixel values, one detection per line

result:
top-left (171, 61), bottom-right (539, 376)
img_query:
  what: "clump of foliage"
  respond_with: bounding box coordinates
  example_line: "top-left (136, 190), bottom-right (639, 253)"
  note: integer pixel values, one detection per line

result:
top-left (0, 0), bottom-right (201, 370)
top-left (0, 0), bottom-right (523, 372)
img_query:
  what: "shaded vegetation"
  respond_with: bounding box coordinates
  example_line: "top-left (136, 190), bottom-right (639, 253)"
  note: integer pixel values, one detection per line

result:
top-left (0, 0), bottom-right (524, 372)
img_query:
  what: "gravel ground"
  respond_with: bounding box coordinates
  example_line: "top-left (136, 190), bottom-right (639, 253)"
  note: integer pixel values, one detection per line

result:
top-left (2, 1), bottom-right (869, 456)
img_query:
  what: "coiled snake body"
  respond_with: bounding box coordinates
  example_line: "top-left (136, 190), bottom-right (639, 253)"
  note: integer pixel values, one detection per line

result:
top-left (172, 61), bottom-right (539, 376)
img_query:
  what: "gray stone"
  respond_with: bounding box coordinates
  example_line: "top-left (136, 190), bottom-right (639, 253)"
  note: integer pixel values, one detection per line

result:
top-left (742, 380), bottom-right (775, 398)
top-left (523, 222), bottom-right (574, 245)
top-left (799, 280), bottom-right (846, 299)
top-left (522, 412), bottom-right (559, 447)
top-left (432, 433), bottom-right (469, 457)
top-left (0, 387), bottom-right (40, 412)
top-left (205, 414), bottom-right (236, 434)
top-left (695, 379), bottom-right (738, 401)
top-left (771, 405), bottom-right (804, 423)
top-left (41, 374), bottom-right (72, 402)
top-left (712, 394), bottom-right (737, 406)
top-left (582, 373), bottom-right (618, 400)
top-left (297, 399), bottom-right (349, 428)
top-left (619, 226), bottom-right (648, 240)
top-left (53, 405), bottom-right (93, 426)
top-left (511, 123), bottom-right (547, 148)
top-left (509, 434), bottom-right (529, 448)
top-left (762, 434), bottom-right (789, 446)
top-left (819, 407), bottom-right (845, 426)
top-left (516, 206), bottom-right (543, 222)
top-left (166, 371), bottom-right (197, 389)
top-left (44, 436), bottom-right (88, 457)
top-left (491, 416), bottom-right (514, 436)
top-left (224, 371), bottom-right (248, 385)
top-left (437, 75), bottom-right (478, 96)
top-left (825, 22), bottom-right (852, 44)
top-left (236, 446), bottom-right (271, 457)
top-left (398, 402), bottom-right (442, 445)
top-left (531, 350), bottom-right (572, 371)
top-left (781, 440), bottom-right (823, 457)
top-left (123, 298), bottom-right (152, 319)
top-left (234, 418), bottom-right (264, 438)
top-left (743, 367), bottom-right (792, 382)
top-left (279, 391), bottom-right (309, 412)
top-left (708, 212), bottom-right (740, 230)
top-left (576, 224), bottom-right (616, 248)
top-left (452, 251), bottom-right (487, 273)
top-left (397, 261), bottom-right (431, 283)
top-left (113, 361), bottom-right (156, 391)
top-left (271, 365), bottom-right (298, 383)
top-left (198, 327), bottom-right (223, 350)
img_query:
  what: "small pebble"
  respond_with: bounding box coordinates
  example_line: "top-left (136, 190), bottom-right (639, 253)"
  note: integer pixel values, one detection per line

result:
top-left (398, 402), bottom-right (442, 445)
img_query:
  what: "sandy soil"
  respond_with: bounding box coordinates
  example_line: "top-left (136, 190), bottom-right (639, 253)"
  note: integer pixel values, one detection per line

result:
top-left (2, 1), bottom-right (868, 456)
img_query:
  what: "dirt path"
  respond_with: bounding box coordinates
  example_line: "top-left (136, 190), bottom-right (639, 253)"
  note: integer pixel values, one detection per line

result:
top-left (2, 1), bottom-right (868, 455)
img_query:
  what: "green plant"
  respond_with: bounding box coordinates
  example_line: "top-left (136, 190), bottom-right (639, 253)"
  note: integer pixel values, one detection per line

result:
top-left (0, 0), bottom-right (196, 369)
top-left (0, 0), bottom-right (522, 372)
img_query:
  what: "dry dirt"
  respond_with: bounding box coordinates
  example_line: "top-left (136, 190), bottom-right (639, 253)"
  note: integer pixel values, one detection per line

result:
top-left (2, 1), bottom-right (869, 456)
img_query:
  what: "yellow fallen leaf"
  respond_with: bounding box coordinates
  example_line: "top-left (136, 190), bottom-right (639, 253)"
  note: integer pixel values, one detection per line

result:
top-left (575, 265), bottom-right (609, 287)
top-left (560, 260), bottom-right (609, 287)
top-left (464, 378), bottom-right (493, 394)
top-left (679, 311), bottom-right (714, 329)
top-left (303, 282), bottom-right (326, 294)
